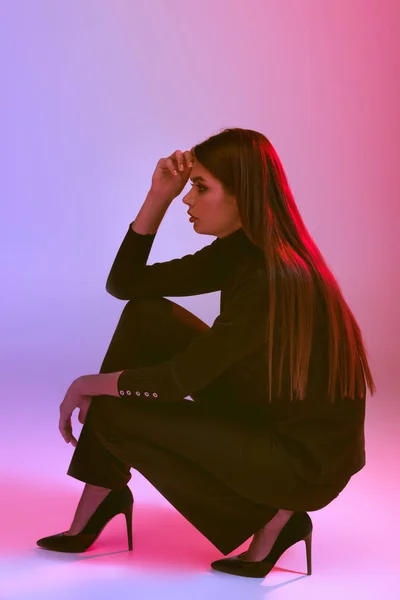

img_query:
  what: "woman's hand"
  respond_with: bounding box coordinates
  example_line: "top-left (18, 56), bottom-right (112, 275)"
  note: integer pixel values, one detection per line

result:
top-left (150, 148), bottom-right (194, 202)
top-left (59, 378), bottom-right (92, 447)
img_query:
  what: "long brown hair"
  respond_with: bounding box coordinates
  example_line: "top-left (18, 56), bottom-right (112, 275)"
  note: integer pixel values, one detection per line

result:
top-left (193, 128), bottom-right (376, 403)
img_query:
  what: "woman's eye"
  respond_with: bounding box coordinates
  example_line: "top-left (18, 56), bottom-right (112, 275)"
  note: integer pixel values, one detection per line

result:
top-left (190, 183), bottom-right (206, 193)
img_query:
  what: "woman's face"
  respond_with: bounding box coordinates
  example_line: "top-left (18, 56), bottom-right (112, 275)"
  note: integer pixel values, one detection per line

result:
top-left (182, 160), bottom-right (242, 239)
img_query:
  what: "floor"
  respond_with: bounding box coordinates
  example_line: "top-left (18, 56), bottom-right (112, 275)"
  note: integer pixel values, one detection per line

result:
top-left (0, 383), bottom-right (397, 600)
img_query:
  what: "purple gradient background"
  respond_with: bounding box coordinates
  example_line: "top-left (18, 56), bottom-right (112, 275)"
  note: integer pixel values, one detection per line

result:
top-left (1, 0), bottom-right (398, 597)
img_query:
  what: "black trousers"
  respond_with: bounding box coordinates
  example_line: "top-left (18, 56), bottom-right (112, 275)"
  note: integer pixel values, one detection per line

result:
top-left (67, 298), bottom-right (300, 555)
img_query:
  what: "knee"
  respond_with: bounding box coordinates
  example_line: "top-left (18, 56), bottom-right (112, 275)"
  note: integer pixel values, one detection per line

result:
top-left (123, 296), bottom-right (171, 314)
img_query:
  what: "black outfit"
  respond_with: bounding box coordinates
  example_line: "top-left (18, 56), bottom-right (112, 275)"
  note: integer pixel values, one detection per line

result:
top-left (67, 222), bottom-right (366, 555)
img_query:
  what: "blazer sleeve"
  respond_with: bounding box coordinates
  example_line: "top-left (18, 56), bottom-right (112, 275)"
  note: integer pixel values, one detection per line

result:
top-left (116, 269), bottom-right (267, 402)
top-left (105, 221), bottom-right (227, 300)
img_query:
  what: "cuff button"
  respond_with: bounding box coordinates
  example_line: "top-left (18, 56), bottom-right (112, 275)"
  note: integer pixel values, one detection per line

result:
top-left (153, 393), bottom-right (158, 397)
top-left (135, 391), bottom-right (140, 396)
top-left (126, 390), bottom-right (131, 395)
top-left (119, 390), bottom-right (124, 395)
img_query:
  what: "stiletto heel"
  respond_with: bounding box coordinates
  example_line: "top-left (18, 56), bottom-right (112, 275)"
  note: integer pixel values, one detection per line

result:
top-left (211, 511), bottom-right (313, 578)
top-left (36, 485), bottom-right (134, 553)
top-left (304, 531), bottom-right (312, 575)
top-left (123, 504), bottom-right (133, 551)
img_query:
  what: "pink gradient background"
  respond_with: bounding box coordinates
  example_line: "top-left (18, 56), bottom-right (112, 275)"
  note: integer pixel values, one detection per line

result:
top-left (1, 0), bottom-right (398, 598)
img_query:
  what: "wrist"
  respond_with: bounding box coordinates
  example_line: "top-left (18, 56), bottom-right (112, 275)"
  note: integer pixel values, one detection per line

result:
top-left (146, 189), bottom-right (175, 205)
top-left (77, 372), bottom-right (124, 397)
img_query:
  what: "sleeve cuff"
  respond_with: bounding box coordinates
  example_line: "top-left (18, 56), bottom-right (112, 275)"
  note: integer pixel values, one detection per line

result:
top-left (117, 362), bottom-right (186, 403)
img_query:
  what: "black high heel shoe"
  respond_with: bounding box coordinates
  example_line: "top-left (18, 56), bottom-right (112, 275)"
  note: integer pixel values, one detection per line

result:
top-left (36, 485), bottom-right (134, 553)
top-left (210, 511), bottom-right (313, 578)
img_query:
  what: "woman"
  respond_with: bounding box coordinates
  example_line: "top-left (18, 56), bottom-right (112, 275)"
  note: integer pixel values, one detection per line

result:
top-left (36, 128), bottom-right (375, 578)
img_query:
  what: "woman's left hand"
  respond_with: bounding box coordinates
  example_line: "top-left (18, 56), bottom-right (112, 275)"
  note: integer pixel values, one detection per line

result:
top-left (59, 377), bottom-right (92, 447)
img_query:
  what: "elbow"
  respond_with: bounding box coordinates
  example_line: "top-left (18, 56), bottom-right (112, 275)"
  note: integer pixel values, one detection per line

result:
top-left (105, 278), bottom-right (130, 300)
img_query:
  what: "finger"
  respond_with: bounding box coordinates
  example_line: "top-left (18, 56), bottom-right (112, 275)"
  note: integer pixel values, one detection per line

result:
top-left (165, 158), bottom-right (178, 176)
top-left (78, 409), bottom-right (87, 424)
top-left (60, 428), bottom-right (70, 443)
top-left (59, 420), bottom-right (67, 442)
top-left (174, 149), bottom-right (185, 172)
top-left (65, 427), bottom-right (77, 446)
top-left (59, 417), bottom-right (73, 443)
top-left (183, 150), bottom-right (193, 168)
top-left (60, 427), bottom-right (70, 443)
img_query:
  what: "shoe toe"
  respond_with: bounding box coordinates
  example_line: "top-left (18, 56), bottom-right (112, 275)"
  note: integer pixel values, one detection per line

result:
top-left (211, 555), bottom-right (272, 578)
top-left (211, 556), bottom-right (247, 572)
top-left (36, 533), bottom-right (66, 548)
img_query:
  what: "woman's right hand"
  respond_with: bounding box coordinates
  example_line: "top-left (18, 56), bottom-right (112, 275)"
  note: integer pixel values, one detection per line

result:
top-left (150, 149), bottom-right (194, 202)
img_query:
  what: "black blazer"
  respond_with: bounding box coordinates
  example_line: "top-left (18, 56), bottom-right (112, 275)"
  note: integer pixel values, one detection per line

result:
top-left (106, 222), bottom-right (366, 490)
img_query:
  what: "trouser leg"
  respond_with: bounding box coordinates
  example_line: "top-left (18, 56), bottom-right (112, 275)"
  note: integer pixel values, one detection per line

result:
top-left (66, 298), bottom-right (280, 554)
top-left (67, 297), bottom-right (209, 489)
top-left (94, 417), bottom-right (278, 555)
